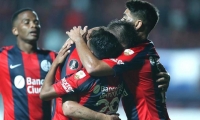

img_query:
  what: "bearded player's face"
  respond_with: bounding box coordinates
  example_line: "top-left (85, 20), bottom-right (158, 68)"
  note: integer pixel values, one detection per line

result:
top-left (121, 9), bottom-right (135, 23)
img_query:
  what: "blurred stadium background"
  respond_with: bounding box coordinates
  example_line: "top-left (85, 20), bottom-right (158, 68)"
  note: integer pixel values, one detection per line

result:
top-left (0, 0), bottom-right (200, 120)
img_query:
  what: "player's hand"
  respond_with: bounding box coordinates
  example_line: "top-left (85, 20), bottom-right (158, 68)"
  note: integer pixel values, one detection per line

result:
top-left (109, 115), bottom-right (121, 120)
top-left (81, 26), bottom-right (88, 43)
top-left (55, 43), bottom-right (71, 65)
top-left (156, 62), bottom-right (170, 92)
top-left (80, 26), bottom-right (88, 36)
top-left (103, 115), bottom-right (121, 120)
top-left (106, 113), bottom-right (121, 120)
top-left (157, 72), bottom-right (170, 92)
top-left (62, 38), bottom-right (74, 48)
top-left (66, 26), bottom-right (85, 43)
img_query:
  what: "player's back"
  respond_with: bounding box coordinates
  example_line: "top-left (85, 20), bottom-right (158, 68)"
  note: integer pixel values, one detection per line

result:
top-left (120, 41), bottom-right (170, 120)
top-left (0, 45), bottom-right (56, 120)
top-left (122, 59), bottom-right (169, 120)
top-left (102, 40), bottom-right (170, 120)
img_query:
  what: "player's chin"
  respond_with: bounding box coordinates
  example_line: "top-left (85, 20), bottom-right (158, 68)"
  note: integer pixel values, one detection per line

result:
top-left (25, 38), bottom-right (38, 43)
top-left (28, 36), bottom-right (39, 41)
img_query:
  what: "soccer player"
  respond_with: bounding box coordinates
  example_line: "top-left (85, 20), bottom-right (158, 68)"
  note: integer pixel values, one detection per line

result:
top-left (51, 2), bottom-right (169, 119)
top-left (65, 0), bottom-right (170, 120)
top-left (48, 22), bottom-right (141, 120)
top-left (40, 27), bottom-right (126, 120)
top-left (0, 8), bottom-right (61, 120)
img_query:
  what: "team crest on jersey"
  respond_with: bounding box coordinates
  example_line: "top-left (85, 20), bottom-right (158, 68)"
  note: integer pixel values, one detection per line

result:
top-left (41, 60), bottom-right (51, 72)
top-left (149, 56), bottom-right (155, 65)
top-left (69, 59), bottom-right (79, 70)
top-left (124, 49), bottom-right (134, 56)
top-left (74, 70), bottom-right (86, 80)
top-left (14, 75), bottom-right (25, 89)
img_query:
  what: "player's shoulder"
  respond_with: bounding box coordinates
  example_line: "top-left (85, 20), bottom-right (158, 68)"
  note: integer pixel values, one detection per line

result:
top-left (0, 45), bottom-right (14, 53)
top-left (37, 48), bottom-right (57, 55)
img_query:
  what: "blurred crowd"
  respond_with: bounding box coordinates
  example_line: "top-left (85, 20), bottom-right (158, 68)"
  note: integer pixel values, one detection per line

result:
top-left (0, 0), bottom-right (200, 50)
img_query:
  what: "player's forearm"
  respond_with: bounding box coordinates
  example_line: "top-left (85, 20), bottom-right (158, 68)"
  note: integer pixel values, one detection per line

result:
top-left (74, 39), bottom-right (99, 72)
top-left (40, 62), bottom-right (59, 100)
top-left (74, 40), bottom-right (114, 76)
top-left (62, 101), bottom-right (109, 120)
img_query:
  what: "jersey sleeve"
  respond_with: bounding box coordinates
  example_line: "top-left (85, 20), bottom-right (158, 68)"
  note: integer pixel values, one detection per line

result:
top-left (103, 41), bottom-right (160, 74)
top-left (53, 69), bottom-right (91, 96)
top-left (102, 47), bottom-right (145, 74)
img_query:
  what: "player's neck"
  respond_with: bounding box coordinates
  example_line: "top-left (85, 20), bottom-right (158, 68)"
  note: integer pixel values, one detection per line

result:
top-left (17, 40), bottom-right (37, 54)
top-left (138, 32), bottom-right (147, 41)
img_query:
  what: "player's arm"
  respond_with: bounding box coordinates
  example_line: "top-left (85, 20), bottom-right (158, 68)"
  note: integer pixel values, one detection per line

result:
top-left (40, 44), bottom-right (70, 100)
top-left (66, 26), bottom-right (170, 91)
top-left (66, 26), bottom-right (114, 76)
top-left (62, 97), bottom-right (121, 120)
top-left (40, 63), bottom-right (92, 101)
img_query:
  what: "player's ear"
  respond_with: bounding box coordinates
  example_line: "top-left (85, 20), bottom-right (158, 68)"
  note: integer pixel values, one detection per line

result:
top-left (12, 27), bottom-right (18, 36)
top-left (135, 20), bottom-right (142, 30)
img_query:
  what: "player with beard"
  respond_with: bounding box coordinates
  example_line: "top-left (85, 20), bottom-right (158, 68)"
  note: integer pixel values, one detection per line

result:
top-left (65, 0), bottom-right (170, 120)
top-left (40, 1), bottom-right (170, 120)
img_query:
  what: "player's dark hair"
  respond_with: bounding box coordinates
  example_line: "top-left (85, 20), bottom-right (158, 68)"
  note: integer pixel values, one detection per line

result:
top-left (89, 28), bottom-right (124, 59)
top-left (126, 0), bottom-right (159, 33)
top-left (107, 20), bottom-right (139, 48)
top-left (11, 8), bottom-right (34, 27)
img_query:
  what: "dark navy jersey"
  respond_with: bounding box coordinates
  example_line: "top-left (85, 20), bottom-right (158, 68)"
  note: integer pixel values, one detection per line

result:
top-left (52, 44), bottom-right (82, 120)
top-left (0, 45), bottom-right (57, 120)
top-left (53, 69), bottom-right (126, 115)
top-left (60, 44), bottom-right (82, 78)
top-left (103, 40), bottom-right (170, 120)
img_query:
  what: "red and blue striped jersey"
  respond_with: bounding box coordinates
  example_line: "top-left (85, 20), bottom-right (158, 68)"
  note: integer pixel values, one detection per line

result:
top-left (52, 44), bottom-right (82, 120)
top-left (103, 40), bottom-right (170, 120)
top-left (53, 68), bottom-right (126, 115)
top-left (0, 45), bottom-right (57, 120)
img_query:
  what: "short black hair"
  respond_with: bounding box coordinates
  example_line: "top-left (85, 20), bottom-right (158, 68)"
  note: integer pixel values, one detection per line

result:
top-left (11, 8), bottom-right (34, 27)
top-left (107, 20), bottom-right (139, 48)
top-left (89, 28), bottom-right (124, 59)
top-left (126, 0), bottom-right (159, 33)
